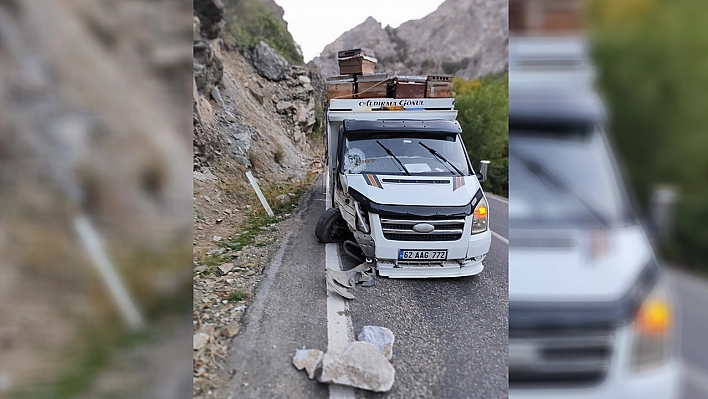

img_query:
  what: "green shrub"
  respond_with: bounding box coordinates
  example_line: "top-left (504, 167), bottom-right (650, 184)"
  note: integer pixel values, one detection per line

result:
top-left (453, 75), bottom-right (509, 197)
top-left (225, 0), bottom-right (303, 64)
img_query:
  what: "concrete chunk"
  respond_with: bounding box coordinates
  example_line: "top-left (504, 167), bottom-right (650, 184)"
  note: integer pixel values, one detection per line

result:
top-left (292, 349), bottom-right (324, 379)
top-left (357, 326), bottom-right (395, 360)
top-left (318, 341), bottom-right (395, 392)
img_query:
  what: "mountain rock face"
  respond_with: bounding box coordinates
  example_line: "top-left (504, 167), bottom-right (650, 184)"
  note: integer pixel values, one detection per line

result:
top-left (312, 0), bottom-right (508, 79)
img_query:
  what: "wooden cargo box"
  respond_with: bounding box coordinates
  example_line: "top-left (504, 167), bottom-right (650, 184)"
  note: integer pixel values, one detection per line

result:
top-left (337, 48), bottom-right (377, 75)
top-left (426, 74), bottom-right (453, 98)
top-left (327, 76), bottom-right (355, 100)
top-left (388, 76), bottom-right (427, 98)
top-left (356, 74), bottom-right (389, 99)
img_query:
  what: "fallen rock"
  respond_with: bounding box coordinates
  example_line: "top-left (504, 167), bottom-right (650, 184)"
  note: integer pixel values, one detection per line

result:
top-left (218, 262), bottom-right (234, 275)
top-left (292, 349), bottom-right (324, 379)
top-left (221, 323), bottom-right (240, 338)
top-left (207, 248), bottom-right (225, 256)
top-left (276, 194), bottom-right (290, 204)
top-left (193, 332), bottom-right (210, 351)
top-left (276, 101), bottom-right (296, 114)
top-left (251, 41), bottom-right (290, 81)
top-left (318, 341), bottom-right (395, 392)
top-left (357, 326), bottom-right (395, 360)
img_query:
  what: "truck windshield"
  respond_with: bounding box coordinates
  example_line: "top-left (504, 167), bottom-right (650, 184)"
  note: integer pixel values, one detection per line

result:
top-left (341, 132), bottom-right (471, 176)
top-left (509, 125), bottom-right (629, 226)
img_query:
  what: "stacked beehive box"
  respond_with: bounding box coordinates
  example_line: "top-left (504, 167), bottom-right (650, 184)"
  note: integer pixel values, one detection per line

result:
top-left (326, 48), bottom-right (454, 101)
top-left (425, 74), bottom-right (453, 98)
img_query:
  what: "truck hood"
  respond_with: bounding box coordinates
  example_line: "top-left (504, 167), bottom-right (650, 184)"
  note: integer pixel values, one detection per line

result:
top-left (345, 173), bottom-right (480, 207)
top-left (509, 225), bottom-right (652, 303)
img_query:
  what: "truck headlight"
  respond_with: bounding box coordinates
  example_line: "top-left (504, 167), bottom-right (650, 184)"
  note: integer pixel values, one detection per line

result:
top-left (630, 281), bottom-right (672, 373)
top-left (471, 196), bottom-right (488, 235)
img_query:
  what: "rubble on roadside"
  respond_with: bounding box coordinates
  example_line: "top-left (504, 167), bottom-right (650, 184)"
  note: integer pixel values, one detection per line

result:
top-left (325, 262), bottom-right (376, 300)
top-left (292, 349), bottom-right (324, 379)
top-left (357, 326), bottom-right (395, 360)
top-left (292, 326), bottom-right (396, 392)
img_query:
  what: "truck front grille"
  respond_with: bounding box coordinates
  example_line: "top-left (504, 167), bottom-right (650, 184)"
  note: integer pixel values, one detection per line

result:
top-left (380, 217), bottom-right (465, 241)
top-left (509, 329), bottom-right (615, 388)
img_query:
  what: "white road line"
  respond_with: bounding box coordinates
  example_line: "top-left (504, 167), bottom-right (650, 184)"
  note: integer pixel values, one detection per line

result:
top-left (487, 193), bottom-right (509, 204)
top-left (491, 230), bottom-right (509, 245)
top-left (324, 172), bottom-right (356, 399)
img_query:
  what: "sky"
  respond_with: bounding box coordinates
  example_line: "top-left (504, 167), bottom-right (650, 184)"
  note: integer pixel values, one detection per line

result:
top-left (275, 0), bottom-right (446, 62)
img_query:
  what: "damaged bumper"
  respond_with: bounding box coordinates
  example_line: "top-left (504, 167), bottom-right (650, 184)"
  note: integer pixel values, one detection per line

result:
top-left (366, 214), bottom-right (491, 278)
top-left (376, 257), bottom-right (485, 278)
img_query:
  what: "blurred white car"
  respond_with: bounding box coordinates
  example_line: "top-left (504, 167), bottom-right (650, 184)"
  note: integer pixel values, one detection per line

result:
top-left (508, 37), bottom-right (681, 399)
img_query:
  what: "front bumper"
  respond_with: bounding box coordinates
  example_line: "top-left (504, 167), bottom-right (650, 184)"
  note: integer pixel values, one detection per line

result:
top-left (510, 360), bottom-right (680, 399)
top-left (510, 324), bottom-right (681, 399)
top-left (370, 214), bottom-right (491, 278)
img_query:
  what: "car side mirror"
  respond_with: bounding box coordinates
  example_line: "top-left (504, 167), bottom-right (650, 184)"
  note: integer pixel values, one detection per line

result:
top-left (476, 160), bottom-right (490, 183)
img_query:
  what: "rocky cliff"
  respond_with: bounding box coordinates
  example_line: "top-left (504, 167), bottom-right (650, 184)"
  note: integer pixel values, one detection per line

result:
top-left (192, 2), bottom-right (325, 396)
top-left (312, 0), bottom-right (508, 79)
top-left (193, 0), bottom-right (322, 176)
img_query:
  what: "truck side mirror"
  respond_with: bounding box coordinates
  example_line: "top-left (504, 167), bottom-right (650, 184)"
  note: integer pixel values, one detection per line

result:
top-left (648, 187), bottom-right (677, 242)
top-left (477, 160), bottom-right (490, 183)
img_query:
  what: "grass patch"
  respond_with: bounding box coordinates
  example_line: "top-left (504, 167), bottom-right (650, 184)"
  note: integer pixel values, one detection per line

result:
top-left (13, 328), bottom-right (153, 399)
top-left (218, 175), bottom-right (313, 251)
top-left (228, 290), bottom-right (249, 303)
top-left (273, 145), bottom-right (285, 164)
top-left (218, 215), bottom-right (278, 253)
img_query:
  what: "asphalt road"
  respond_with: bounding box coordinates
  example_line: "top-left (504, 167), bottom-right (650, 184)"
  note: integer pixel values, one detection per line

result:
top-left (665, 269), bottom-right (708, 399)
top-left (346, 193), bottom-right (509, 399)
top-left (226, 178), bottom-right (509, 399)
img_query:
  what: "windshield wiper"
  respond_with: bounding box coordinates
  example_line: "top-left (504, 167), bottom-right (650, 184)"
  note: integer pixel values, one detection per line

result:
top-left (376, 140), bottom-right (411, 176)
top-left (418, 141), bottom-right (464, 176)
top-left (510, 149), bottom-right (611, 228)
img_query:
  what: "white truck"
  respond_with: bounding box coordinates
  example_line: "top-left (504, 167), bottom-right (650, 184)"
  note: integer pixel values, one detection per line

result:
top-left (315, 98), bottom-right (492, 278)
top-left (508, 37), bottom-right (680, 399)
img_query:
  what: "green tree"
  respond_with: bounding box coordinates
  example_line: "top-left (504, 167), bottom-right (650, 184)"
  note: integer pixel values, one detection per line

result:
top-left (453, 75), bottom-right (509, 196)
top-left (587, 0), bottom-right (708, 267)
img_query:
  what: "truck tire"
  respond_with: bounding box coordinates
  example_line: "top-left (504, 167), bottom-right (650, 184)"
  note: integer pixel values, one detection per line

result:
top-left (315, 207), bottom-right (348, 243)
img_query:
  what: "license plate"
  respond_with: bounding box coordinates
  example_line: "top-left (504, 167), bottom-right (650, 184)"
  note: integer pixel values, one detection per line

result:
top-left (398, 249), bottom-right (448, 260)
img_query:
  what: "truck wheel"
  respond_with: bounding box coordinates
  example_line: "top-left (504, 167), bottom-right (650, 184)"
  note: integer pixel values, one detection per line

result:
top-left (315, 207), bottom-right (348, 243)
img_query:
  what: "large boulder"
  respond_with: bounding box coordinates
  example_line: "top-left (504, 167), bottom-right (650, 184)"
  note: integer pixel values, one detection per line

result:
top-left (193, 40), bottom-right (223, 94)
top-left (317, 341), bottom-right (395, 392)
top-left (251, 41), bottom-right (290, 81)
top-left (194, 0), bottom-right (225, 40)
